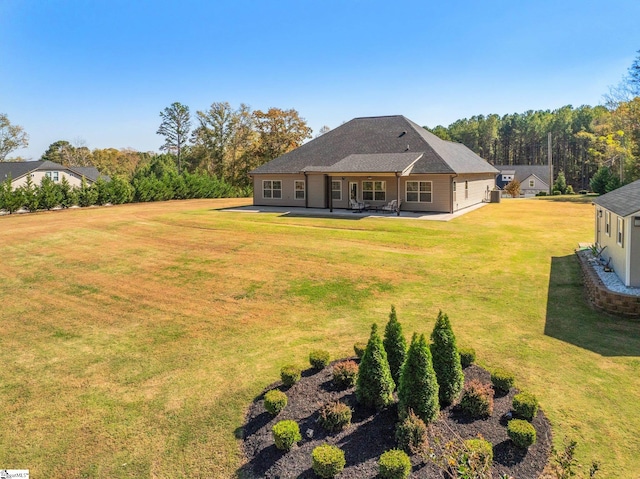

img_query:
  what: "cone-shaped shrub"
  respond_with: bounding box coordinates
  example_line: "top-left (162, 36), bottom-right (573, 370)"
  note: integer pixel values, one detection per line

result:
top-left (430, 311), bottom-right (464, 405)
top-left (383, 305), bottom-right (407, 389)
top-left (398, 333), bottom-right (439, 424)
top-left (356, 324), bottom-right (395, 410)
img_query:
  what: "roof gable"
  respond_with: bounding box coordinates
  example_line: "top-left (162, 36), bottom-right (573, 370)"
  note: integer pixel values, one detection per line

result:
top-left (593, 179), bottom-right (640, 217)
top-left (251, 115), bottom-right (498, 176)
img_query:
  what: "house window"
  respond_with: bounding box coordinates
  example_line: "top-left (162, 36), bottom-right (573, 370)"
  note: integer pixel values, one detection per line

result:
top-left (605, 211), bottom-right (611, 236)
top-left (465, 181), bottom-right (469, 199)
top-left (331, 181), bottom-right (342, 200)
top-left (294, 180), bottom-right (305, 200)
top-left (262, 180), bottom-right (282, 199)
top-left (502, 175), bottom-right (513, 182)
top-left (452, 181), bottom-right (456, 201)
top-left (406, 181), bottom-right (432, 202)
top-left (617, 217), bottom-right (624, 247)
top-left (635, 217), bottom-right (640, 227)
top-left (45, 171), bottom-right (59, 182)
top-left (529, 179), bottom-right (535, 188)
top-left (362, 181), bottom-right (385, 201)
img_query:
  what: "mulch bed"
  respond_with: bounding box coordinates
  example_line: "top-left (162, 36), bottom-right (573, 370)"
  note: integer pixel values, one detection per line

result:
top-left (240, 361), bottom-right (551, 478)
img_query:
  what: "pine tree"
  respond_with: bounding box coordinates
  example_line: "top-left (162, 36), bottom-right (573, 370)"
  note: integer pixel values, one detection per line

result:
top-left (20, 175), bottom-right (39, 212)
top-left (398, 333), bottom-right (439, 424)
top-left (430, 311), bottom-right (464, 406)
top-left (553, 171), bottom-right (568, 194)
top-left (356, 323), bottom-right (395, 410)
top-left (383, 305), bottom-right (407, 388)
top-left (37, 176), bottom-right (62, 210)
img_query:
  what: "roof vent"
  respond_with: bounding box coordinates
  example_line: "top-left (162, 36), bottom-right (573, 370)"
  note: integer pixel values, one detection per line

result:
top-left (406, 145), bottom-right (410, 151)
top-left (399, 131), bottom-right (407, 137)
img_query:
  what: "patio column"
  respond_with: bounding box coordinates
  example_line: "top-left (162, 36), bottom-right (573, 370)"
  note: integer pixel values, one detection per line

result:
top-left (396, 173), bottom-right (401, 216)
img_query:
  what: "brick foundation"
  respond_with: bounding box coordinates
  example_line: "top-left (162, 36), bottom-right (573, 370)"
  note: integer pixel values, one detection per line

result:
top-left (575, 250), bottom-right (640, 319)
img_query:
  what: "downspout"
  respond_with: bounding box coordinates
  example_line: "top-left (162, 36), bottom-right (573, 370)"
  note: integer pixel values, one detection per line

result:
top-left (329, 175), bottom-right (333, 212)
top-left (303, 172), bottom-right (308, 208)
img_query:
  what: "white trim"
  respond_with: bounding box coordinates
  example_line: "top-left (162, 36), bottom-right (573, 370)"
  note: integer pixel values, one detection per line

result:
top-left (617, 216), bottom-right (624, 247)
top-left (605, 211), bottom-right (611, 236)
top-left (405, 180), bottom-right (433, 203)
top-left (362, 180), bottom-right (386, 201)
top-left (294, 180), bottom-right (305, 200)
top-left (262, 179), bottom-right (282, 199)
top-left (331, 180), bottom-right (342, 201)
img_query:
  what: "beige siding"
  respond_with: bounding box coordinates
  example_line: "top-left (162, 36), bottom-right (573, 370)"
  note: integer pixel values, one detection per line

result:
top-left (252, 174), bottom-right (307, 206)
top-left (307, 174), bottom-right (326, 208)
top-left (596, 208), bottom-right (632, 286)
top-left (12, 170), bottom-right (90, 189)
top-left (451, 174), bottom-right (495, 211)
top-left (401, 175), bottom-right (451, 212)
top-left (629, 215), bottom-right (640, 287)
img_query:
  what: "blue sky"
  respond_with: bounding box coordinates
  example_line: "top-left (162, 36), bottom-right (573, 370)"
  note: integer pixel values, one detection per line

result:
top-left (1, 0), bottom-right (639, 161)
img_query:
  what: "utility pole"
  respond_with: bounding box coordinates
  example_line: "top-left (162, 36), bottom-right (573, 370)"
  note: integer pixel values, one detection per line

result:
top-left (548, 132), bottom-right (553, 194)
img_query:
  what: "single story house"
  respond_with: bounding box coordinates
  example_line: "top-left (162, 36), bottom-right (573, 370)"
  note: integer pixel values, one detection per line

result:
top-left (494, 165), bottom-right (550, 196)
top-left (249, 115), bottom-right (498, 214)
top-left (0, 160), bottom-right (106, 189)
top-left (593, 179), bottom-right (640, 287)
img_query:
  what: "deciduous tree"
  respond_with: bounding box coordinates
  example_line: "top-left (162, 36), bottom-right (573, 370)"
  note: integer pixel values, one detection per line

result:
top-left (0, 113), bottom-right (29, 161)
top-left (157, 102), bottom-right (191, 173)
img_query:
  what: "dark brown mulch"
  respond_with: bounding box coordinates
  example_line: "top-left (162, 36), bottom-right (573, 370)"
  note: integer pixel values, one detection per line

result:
top-left (239, 362), bottom-right (551, 479)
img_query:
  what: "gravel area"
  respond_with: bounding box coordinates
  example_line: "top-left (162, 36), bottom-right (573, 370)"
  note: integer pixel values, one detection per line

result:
top-left (584, 249), bottom-right (640, 296)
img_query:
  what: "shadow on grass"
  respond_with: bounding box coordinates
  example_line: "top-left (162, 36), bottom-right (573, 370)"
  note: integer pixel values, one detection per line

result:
top-left (544, 255), bottom-right (640, 356)
top-left (534, 194), bottom-right (597, 204)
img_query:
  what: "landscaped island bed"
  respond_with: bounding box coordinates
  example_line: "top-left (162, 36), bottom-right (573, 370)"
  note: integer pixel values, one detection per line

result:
top-left (0, 197), bottom-right (638, 478)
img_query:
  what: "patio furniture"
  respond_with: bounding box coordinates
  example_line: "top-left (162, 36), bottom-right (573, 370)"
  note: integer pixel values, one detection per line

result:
top-left (350, 198), bottom-right (366, 212)
top-left (381, 199), bottom-right (399, 214)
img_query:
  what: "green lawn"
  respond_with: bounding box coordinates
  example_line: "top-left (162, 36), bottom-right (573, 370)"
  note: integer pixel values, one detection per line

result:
top-left (0, 198), bottom-right (638, 478)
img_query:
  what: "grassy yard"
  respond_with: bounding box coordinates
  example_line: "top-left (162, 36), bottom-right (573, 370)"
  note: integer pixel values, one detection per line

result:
top-left (1, 198), bottom-right (638, 478)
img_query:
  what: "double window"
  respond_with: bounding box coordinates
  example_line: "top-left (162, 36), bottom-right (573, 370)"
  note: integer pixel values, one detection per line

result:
top-left (45, 171), bottom-right (59, 182)
top-left (294, 180), bottom-right (305, 200)
top-left (529, 179), bottom-right (535, 188)
top-left (362, 181), bottom-right (385, 201)
top-left (405, 181), bottom-right (432, 203)
top-left (262, 180), bottom-right (282, 199)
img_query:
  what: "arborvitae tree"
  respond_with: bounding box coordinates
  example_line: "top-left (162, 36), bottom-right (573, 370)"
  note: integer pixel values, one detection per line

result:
top-left (553, 171), bottom-right (568, 194)
top-left (356, 323), bottom-right (395, 410)
top-left (37, 176), bottom-right (63, 210)
top-left (20, 175), bottom-right (39, 212)
top-left (383, 305), bottom-right (407, 388)
top-left (590, 166), bottom-right (613, 195)
top-left (398, 333), bottom-right (439, 424)
top-left (93, 177), bottom-right (110, 206)
top-left (430, 311), bottom-right (464, 406)
top-left (107, 176), bottom-right (134, 204)
top-left (58, 176), bottom-right (76, 208)
top-left (77, 177), bottom-right (97, 207)
top-left (0, 177), bottom-right (23, 213)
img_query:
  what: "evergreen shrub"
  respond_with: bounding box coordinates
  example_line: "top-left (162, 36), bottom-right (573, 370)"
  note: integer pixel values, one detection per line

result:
top-left (398, 333), bottom-right (439, 424)
top-left (459, 380), bottom-right (494, 418)
top-left (312, 444), bottom-right (346, 478)
top-left (318, 401), bottom-right (352, 432)
top-left (263, 389), bottom-right (287, 416)
top-left (490, 368), bottom-right (515, 393)
top-left (356, 324), bottom-right (395, 410)
top-left (309, 350), bottom-right (330, 370)
top-left (354, 342), bottom-right (366, 359)
top-left (461, 437), bottom-right (493, 474)
top-left (459, 347), bottom-right (476, 368)
top-left (383, 305), bottom-right (407, 388)
top-left (512, 392), bottom-right (539, 421)
top-left (507, 419), bottom-right (536, 449)
top-left (280, 365), bottom-right (301, 387)
top-left (272, 420), bottom-right (301, 451)
top-left (463, 437), bottom-right (493, 465)
top-left (332, 360), bottom-right (358, 389)
top-left (395, 410), bottom-right (428, 454)
top-left (378, 449), bottom-right (412, 479)
top-left (430, 311), bottom-right (464, 405)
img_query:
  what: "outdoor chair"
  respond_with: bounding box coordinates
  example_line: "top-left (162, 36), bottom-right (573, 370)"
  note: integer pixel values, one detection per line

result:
top-left (350, 198), bottom-right (366, 212)
top-left (381, 199), bottom-right (398, 213)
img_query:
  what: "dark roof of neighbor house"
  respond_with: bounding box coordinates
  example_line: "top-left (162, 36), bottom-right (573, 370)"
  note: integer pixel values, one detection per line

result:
top-left (250, 115), bottom-right (498, 176)
top-left (0, 161), bottom-right (105, 182)
top-left (593, 179), bottom-right (640, 217)
top-left (494, 164), bottom-right (550, 186)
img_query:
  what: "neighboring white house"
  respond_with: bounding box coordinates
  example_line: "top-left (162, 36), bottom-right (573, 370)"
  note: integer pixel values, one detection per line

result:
top-left (593, 179), bottom-right (640, 287)
top-left (494, 165), bottom-right (550, 197)
top-left (0, 160), bottom-right (106, 189)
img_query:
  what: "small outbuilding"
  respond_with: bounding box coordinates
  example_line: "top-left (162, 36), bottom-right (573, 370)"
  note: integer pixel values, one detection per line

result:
top-left (593, 179), bottom-right (640, 287)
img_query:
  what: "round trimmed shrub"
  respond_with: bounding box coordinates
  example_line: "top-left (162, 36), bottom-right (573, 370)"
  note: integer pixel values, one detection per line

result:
top-left (272, 420), bottom-right (301, 451)
top-left (395, 409), bottom-right (428, 455)
top-left (507, 419), bottom-right (536, 449)
top-left (512, 392), bottom-right (539, 421)
top-left (463, 437), bottom-right (493, 468)
top-left (490, 368), bottom-right (515, 393)
top-left (354, 342), bottom-right (366, 359)
top-left (312, 444), bottom-right (346, 478)
top-left (318, 401), bottom-right (352, 432)
top-left (264, 389), bottom-right (287, 415)
top-left (309, 349), bottom-right (330, 370)
top-left (280, 364), bottom-right (301, 387)
top-left (459, 379), bottom-right (494, 418)
top-left (379, 449), bottom-right (412, 479)
top-left (332, 360), bottom-right (358, 389)
top-left (459, 347), bottom-right (476, 368)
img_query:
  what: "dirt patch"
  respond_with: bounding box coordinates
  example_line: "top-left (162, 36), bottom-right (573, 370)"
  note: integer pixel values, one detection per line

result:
top-left (240, 362), bottom-right (551, 478)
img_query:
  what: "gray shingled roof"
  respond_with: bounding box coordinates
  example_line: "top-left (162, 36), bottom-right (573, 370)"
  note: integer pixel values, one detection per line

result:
top-left (593, 179), bottom-right (640, 217)
top-left (494, 165), bottom-right (550, 186)
top-left (302, 152), bottom-right (423, 174)
top-left (0, 161), bottom-right (104, 182)
top-left (251, 115), bottom-right (498, 176)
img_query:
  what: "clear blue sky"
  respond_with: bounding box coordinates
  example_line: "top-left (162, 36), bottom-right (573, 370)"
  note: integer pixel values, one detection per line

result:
top-left (1, 0), bottom-right (639, 161)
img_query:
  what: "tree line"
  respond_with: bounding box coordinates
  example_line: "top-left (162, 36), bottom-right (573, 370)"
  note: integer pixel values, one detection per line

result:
top-left (427, 52), bottom-right (640, 192)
